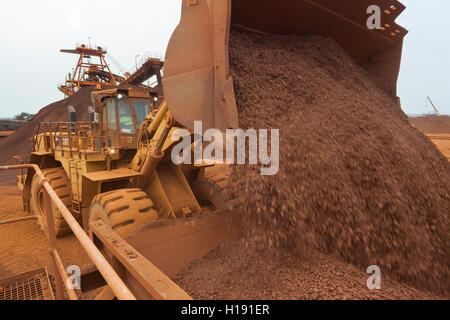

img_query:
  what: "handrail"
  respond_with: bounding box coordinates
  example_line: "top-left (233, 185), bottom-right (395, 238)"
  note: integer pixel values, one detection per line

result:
top-left (127, 51), bottom-right (163, 75)
top-left (0, 164), bottom-right (136, 300)
top-left (50, 248), bottom-right (78, 300)
top-left (33, 121), bottom-right (105, 154)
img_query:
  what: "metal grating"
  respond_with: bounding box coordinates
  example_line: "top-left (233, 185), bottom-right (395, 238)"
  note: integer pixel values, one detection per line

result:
top-left (0, 268), bottom-right (55, 300)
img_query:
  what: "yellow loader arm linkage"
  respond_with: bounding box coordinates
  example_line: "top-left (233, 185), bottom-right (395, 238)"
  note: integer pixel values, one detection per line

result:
top-left (164, 0), bottom-right (407, 132)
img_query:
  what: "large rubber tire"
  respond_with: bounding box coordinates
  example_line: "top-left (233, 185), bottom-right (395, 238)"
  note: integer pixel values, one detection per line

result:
top-left (89, 189), bottom-right (159, 236)
top-left (191, 173), bottom-right (233, 212)
top-left (30, 167), bottom-right (72, 237)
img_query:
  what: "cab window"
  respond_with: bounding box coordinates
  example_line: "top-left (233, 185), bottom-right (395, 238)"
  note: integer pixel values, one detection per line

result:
top-left (107, 99), bottom-right (117, 130)
top-left (133, 101), bottom-right (149, 127)
top-left (118, 100), bottom-right (135, 134)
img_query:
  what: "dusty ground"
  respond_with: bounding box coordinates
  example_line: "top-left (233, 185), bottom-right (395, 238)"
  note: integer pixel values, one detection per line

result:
top-left (426, 134), bottom-right (450, 161)
top-left (0, 182), bottom-right (92, 297)
top-left (409, 116), bottom-right (450, 134)
top-left (409, 116), bottom-right (450, 161)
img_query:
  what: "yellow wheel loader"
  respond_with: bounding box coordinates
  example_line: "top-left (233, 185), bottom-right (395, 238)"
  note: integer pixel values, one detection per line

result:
top-left (19, 0), bottom-right (407, 285)
top-left (21, 84), bottom-right (234, 278)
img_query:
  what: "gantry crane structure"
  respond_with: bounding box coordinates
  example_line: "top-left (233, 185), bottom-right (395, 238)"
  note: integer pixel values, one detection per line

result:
top-left (58, 45), bottom-right (119, 96)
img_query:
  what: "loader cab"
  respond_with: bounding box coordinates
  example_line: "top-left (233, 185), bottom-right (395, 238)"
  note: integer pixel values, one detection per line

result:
top-left (97, 88), bottom-right (157, 150)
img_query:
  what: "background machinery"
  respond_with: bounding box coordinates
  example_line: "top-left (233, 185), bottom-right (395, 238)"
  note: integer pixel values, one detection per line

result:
top-left (58, 45), bottom-right (119, 96)
top-left (428, 96), bottom-right (442, 117)
top-left (58, 45), bottom-right (164, 98)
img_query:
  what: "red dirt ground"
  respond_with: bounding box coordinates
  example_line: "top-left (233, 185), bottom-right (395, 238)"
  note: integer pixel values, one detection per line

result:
top-left (0, 186), bottom-right (92, 280)
top-left (409, 116), bottom-right (450, 134)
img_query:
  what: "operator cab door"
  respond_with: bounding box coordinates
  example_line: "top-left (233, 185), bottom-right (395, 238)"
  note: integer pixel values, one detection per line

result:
top-left (131, 98), bottom-right (152, 129)
top-left (105, 98), bottom-right (137, 149)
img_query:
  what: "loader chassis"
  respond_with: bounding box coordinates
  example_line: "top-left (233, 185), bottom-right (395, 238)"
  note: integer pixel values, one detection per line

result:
top-left (22, 87), bottom-right (230, 240)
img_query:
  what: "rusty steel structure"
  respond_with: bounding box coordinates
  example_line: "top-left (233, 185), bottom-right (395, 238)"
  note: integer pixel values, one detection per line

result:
top-left (58, 46), bottom-right (164, 97)
top-left (58, 45), bottom-right (118, 96)
top-left (122, 53), bottom-right (164, 96)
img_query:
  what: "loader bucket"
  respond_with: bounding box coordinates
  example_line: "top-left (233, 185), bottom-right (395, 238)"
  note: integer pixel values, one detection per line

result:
top-left (164, 0), bottom-right (407, 131)
top-left (124, 212), bottom-right (227, 277)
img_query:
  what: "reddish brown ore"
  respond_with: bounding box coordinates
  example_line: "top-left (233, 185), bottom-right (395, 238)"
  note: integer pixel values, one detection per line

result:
top-left (176, 29), bottom-right (450, 298)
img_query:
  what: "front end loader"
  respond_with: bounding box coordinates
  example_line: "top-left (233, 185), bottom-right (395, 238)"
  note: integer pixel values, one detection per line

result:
top-left (22, 85), bottom-right (232, 277)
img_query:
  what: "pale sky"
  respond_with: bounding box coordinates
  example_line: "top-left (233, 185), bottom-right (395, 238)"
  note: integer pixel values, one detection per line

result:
top-left (0, 0), bottom-right (448, 118)
top-left (396, 0), bottom-right (450, 115)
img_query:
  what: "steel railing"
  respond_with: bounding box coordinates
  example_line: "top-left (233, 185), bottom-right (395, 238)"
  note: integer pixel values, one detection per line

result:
top-left (0, 164), bottom-right (136, 300)
top-left (32, 121), bottom-right (105, 157)
top-left (128, 51), bottom-right (164, 76)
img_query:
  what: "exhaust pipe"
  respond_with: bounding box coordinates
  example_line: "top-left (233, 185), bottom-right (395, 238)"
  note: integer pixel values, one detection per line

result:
top-left (88, 106), bottom-right (102, 151)
top-left (68, 105), bottom-right (76, 132)
top-left (88, 106), bottom-right (95, 122)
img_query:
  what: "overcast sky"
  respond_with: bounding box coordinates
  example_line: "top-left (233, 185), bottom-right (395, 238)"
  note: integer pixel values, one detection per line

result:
top-left (0, 0), bottom-right (448, 118)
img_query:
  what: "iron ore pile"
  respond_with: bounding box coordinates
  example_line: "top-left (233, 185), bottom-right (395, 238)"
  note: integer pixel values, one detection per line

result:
top-left (175, 29), bottom-right (450, 298)
top-left (0, 87), bottom-right (96, 184)
top-left (0, 87), bottom-right (95, 166)
top-left (409, 116), bottom-right (450, 134)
